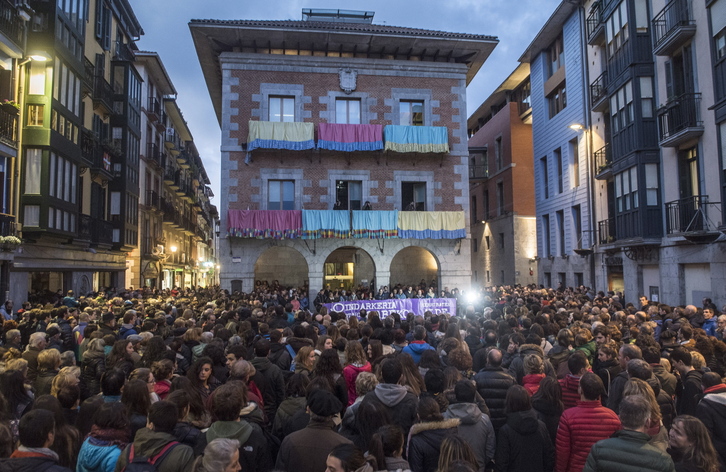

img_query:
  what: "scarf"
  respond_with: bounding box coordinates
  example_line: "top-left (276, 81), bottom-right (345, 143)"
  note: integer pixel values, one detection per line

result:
top-left (15, 446), bottom-right (60, 462)
top-left (88, 425), bottom-right (130, 449)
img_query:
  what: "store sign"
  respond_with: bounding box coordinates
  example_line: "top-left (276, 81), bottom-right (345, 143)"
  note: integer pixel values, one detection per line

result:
top-left (323, 298), bottom-right (456, 319)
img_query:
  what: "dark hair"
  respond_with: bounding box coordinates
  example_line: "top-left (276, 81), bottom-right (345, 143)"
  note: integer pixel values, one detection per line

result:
top-left (0, 370), bottom-right (33, 418)
top-left (100, 369), bottom-right (126, 397)
top-left (380, 358), bottom-right (403, 384)
top-left (532, 376), bottom-right (564, 412)
top-left (424, 369), bottom-right (446, 394)
top-left (417, 395), bottom-right (443, 422)
top-left (454, 380), bottom-right (476, 403)
top-left (313, 349), bottom-right (343, 380)
top-left (368, 425), bottom-right (404, 471)
top-left (107, 339), bottom-right (132, 367)
top-left (619, 395), bottom-right (650, 430)
top-left (122, 379), bottom-right (151, 417)
top-left (579, 372), bottom-right (605, 401)
top-left (19, 409), bottom-right (55, 448)
top-left (148, 401), bottom-right (178, 433)
top-left (187, 356), bottom-right (214, 387)
top-left (505, 385), bottom-right (531, 413)
top-left (165, 390), bottom-right (192, 420)
top-left (670, 348), bottom-right (692, 367)
top-left (254, 338), bottom-right (271, 357)
top-left (141, 336), bottom-right (168, 368)
top-left (354, 398), bottom-right (392, 451)
top-left (328, 443), bottom-right (368, 472)
top-left (170, 376), bottom-right (206, 422)
top-left (210, 381), bottom-right (246, 421)
top-left (32, 395), bottom-right (65, 428)
top-left (567, 351), bottom-right (588, 375)
top-left (286, 373), bottom-right (310, 398)
top-left (702, 372), bottom-right (722, 390)
top-left (92, 402), bottom-right (130, 430)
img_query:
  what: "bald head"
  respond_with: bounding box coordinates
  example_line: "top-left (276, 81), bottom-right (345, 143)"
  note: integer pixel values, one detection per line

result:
top-left (487, 348), bottom-right (503, 367)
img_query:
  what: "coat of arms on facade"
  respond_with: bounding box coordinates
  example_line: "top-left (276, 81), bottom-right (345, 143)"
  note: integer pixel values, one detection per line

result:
top-left (339, 68), bottom-right (357, 94)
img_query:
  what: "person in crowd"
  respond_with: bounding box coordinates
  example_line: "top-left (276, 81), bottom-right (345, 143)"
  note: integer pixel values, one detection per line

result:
top-left (114, 401), bottom-right (195, 472)
top-left (80, 338), bottom-right (107, 400)
top-left (671, 348), bottom-right (704, 416)
top-left (192, 438), bottom-right (241, 472)
top-left (166, 390), bottom-right (203, 449)
top-left (106, 340), bottom-right (135, 378)
top-left (495, 385), bottom-right (554, 472)
top-left (121, 379), bottom-right (151, 438)
top-left (0, 409), bottom-right (72, 472)
top-left (342, 340), bottom-right (371, 406)
top-left (606, 344), bottom-right (642, 413)
top-left (75, 402), bottom-right (130, 472)
top-left (403, 325), bottom-right (436, 364)
top-left (443, 380), bottom-right (495, 472)
top-left (367, 424), bottom-right (409, 472)
top-left (667, 415), bottom-right (720, 472)
top-left (474, 348), bottom-right (516, 431)
top-left (408, 396), bottom-right (459, 472)
top-left (694, 371), bottom-right (726, 468)
top-left (437, 435), bottom-right (480, 472)
top-left (532, 376), bottom-right (564, 443)
top-left (325, 443), bottom-right (375, 472)
top-left (555, 373), bottom-right (621, 472)
top-left (583, 395), bottom-right (675, 472)
top-left (187, 356), bottom-right (219, 401)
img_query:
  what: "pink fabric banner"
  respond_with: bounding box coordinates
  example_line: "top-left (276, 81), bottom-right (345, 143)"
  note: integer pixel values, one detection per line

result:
top-left (317, 123), bottom-right (384, 151)
top-left (227, 210), bottom-right (302, 239)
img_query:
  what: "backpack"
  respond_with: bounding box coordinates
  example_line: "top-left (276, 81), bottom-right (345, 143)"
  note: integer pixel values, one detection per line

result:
top-left (285, 344), bottom-right (297, 372)
top-left (122, 441), bottom-right (179, 472)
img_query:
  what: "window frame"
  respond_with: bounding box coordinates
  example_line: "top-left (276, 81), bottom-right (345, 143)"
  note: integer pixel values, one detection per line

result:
top-left (335, 98), bottom-right (361, 124)
top-left (268, 96), bottom-right (295, 123)
top-left (267, 180), bottom-right (295, 210)
top-left (399, 100), bottom-right (425, 126)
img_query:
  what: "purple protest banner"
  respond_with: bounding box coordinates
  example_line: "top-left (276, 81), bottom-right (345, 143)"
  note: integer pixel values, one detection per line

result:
top-left (323, 298), bottom-right (457, 319)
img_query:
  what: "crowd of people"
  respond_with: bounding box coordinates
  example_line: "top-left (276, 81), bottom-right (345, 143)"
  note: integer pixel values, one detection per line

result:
top-left (0, 282), bottom-right (724, 472)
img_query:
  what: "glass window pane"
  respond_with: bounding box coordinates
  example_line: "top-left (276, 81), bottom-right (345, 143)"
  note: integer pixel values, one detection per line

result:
top-left (269, 97), bottom-right (280, 121)
top-left (282, 181), bottom-right (294, 202)
top-left (336, 100), bottom-right (346, 124)
top-left (349, 181), bottom-right (362, 200)
top-left (25, 149), bottom-right (41, 194)
top-left (282, 98), bottom-right (294, 122)
top-left (348, 99), bottom-right (360, 124)
top-left (399, 101), bottom-right (410, 125)
top-left (630, 167), bottom-right (638, 191)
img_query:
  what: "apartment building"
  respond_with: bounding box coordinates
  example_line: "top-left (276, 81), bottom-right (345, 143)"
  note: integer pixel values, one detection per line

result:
top-left (191, 9), bottom-right (498, 294)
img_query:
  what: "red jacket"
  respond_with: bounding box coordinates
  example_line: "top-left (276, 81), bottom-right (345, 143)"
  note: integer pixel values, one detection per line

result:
top-left (523, 373), bottom-right (545, 395)
top-left (343, 362), bottom-right (371, 406)
top-left (559, 374), bottom-right (581, 410)
top-left (555, 400), bottom-right (621, 472)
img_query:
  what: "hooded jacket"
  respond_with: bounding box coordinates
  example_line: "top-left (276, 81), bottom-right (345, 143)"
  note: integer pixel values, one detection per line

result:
top-left (523, 373), bottom-right (546, 396)
top-left (555, 400), bottom-right (621, 472)
top-left (583, 429), bottom-right (676, 472)
top-left (113, 428), bottom-right (194, 472)
top-left (495, 410), bottom-right (554, 472)
top-left (559, 374), bottom-right (582, 410)
top-left (197, 420), bottom-right (271, 472)
top-left (444, 403), bottom-right (495, 472)
top-left (361, 384), bottom-right (419, 439)
top-left (80, 351), bottom-right (106, 399)
top-left (408, 418), bottom-right (460, 472)
top-left (272, 396), bottom-right (307, 439)
top-left (250, 356), bottom-right (285, 421)
top-left (268, 342), bottom-right (292, 371)
top-left (275, 417), bottom-right (352, 472)
top-left (402, 341), bottom-right (436, 364)
top-left (76, 437), bottom-right (123, 472)
top-left (695, 385), bottom-right (726, 467)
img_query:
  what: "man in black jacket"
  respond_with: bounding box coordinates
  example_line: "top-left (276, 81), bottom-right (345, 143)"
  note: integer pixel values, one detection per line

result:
top-left (473, 348), bottom-right (515, 431)
top-left (671, 348), bottom-right (703, 416)
top-left (0, 409), bottom-right (72, 472)
top-left (250, 339), bottom-right (286, 422)
top-left (695, 372), bottom-right (726, 469)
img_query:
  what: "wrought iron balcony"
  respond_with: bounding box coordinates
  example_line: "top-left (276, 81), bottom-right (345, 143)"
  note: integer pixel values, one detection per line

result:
top-left (590, 70), bottom-right (608, 112)
top-left (469, 164), bottom-right (489, 181)
top-left (0, 0), bottom-right (23, 48)
top-left (652, 0), bottom-right (696, 56)
top-left (93, 76), bottom-right (114, 114)
top-left (0, 105), bottom-right (17, 148)
top-left (586, 1), bottom-right (605, 45)
top-left (146, 97), bottom-right (161, 122)
top-left (657, 93), bottom-right (703, 147)
top-left (598, 218), bottom-right (616, 244)
top-left (146, 190), bottom-right (160, 210)
top-left (666, 196), bottom-right (721, 235)
top-left (594, 144), bottom-right (612, 180)
top-left (0, 213), bottom-right (16, 237)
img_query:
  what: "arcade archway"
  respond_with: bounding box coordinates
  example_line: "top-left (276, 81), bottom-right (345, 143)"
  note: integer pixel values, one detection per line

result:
top-left (254, 246), bottom-right (309, 288)
top-left (323, 247), bottom-right (375, 292)
top-left (390, 246), bottom-right (439, 288)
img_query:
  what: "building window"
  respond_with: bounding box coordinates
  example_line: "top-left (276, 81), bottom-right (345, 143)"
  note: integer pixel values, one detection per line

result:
top-left (645, 164), bottom-right (659, 206)
top-left (544, 272), bottom-right (552, 288)
top-left (555, 148), bottom-right (563, 194)
top-left (607, 1), bottom-right (629, 56)
top-left (402, 182), bottom-right (426, 211)
top-left (540, 156), bottom-right (550, 199)
top-left (269, 96), bottom-right (294, 122)
top-left (556, 210), bottom-right (565, 256)
top-left (485, 235), bottom-right (491, 250)
top-left (558, 272), bottom-right (566, 287)
top-left (615, 167), bottom-right (638, 212)
top-left (335, 98), bottom-right (361, 124)
top-left (634, 0), bottom-right (648, 33)
top-left (714, 0), bottom-right (726, 64)
top-left (610, 81), bottom-right (633, 134)
top-left (548, 83), bottom-right (567, 118)
top-left (399, 100), bottom-right (424, 126)
top-left (548, 34), bottom-right (564, 76)
top-left (499, 232), bottom-right (505, 249)
top-left (486, 270), bottom-right (491, 283)
top-left (495, 136), bottom-right (503, 170)
top-left (49, 153), bottom-right (77, 204)
top-left (570, 139), bottom-right (580, 188)
top-left (572, 205), bottom-right (582, 249)
top-left (497, 181), bottom-right (505, 216)
top-left (716, 28), bottom-right (726, 61)
top-left (268, 180), bottom-right (294, 210)
top-left (483, 189), bottom-right (490, 220)
top-left (24, 205), bottom-right (40, 227)
top-left (471, 196), bottom-right (477, 224)
top-left (640, 77), bottom-right (654, 119)
top-left (95, 0), bottom-right (111, 50)
top-left (473, 238), bottom-right (478, 253)
top-left (335, 180), bottom-right (362, 210)
top-left (542, 214), bottom-right (551, 256)
top-left (27, 104), bottom-right (44, 126)
top-left (574, 272), bottom-right (584, 287)
top-left (24, 149), bottom-right (41, 194)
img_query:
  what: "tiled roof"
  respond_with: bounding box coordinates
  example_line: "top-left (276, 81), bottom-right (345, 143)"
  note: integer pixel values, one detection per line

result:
top-left (189, 19), bottom-right (497, 41)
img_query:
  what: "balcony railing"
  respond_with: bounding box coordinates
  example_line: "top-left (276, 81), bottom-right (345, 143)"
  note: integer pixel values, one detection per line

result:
top-left (146, 97), bottom-right (161, 121)
top-left (113, 41), bottom-right (135, 62)
top-left (594, 144), bottom-right (612, 179)
top-left (652, 0), bottom-right (696, 56)
top-left (590, 71), bottom-right (608, 111)
top-left (0, 213), bottom-right (16, 237)
top-left (598, 218), bottom-right (616, 244)
top-left (146, 190), bottom-right (160, 209)
top-left (657, 93), bottom-right (703, 147)
top-left (586, 1), bottom-right (605, 45)
top-left (0, 106), bottom-right (17, 148)
top-left (0, 0), bottom-right (23, 47)
top-left (93, 218), bottom-right (113, 245)
top-left (666, 196), bottom-right (721, 234)
top-left (469, 164), bottom-right (489, 180)
top-left (93, 76), bottom-right (114, 112)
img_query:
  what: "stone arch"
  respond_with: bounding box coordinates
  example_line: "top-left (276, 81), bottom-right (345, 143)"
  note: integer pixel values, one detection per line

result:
top-left (254, 246), bottom-right (309, 288)
top-left (322, 246), bottom-right (376, 292)
top-left (389, 245), bottom-right (440, 289)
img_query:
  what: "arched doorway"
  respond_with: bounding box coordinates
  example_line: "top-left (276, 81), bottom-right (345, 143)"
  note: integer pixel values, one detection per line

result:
top-left (254, 247), bottom-right (309, 288)
top-left (390, 246), bottom-right (439, 288)
top-left (323, 247), bottom-right (375, 292)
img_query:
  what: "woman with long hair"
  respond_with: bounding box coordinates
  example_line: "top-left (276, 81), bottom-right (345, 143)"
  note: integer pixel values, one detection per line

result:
top-left (76, 402), bottom-right (131, 472)
top-left (408, 396), bottom-right (459, 472)
top-left (140, 336), bottom-right (168, 368)
top-left (129, 367), bottom-right (159, 403)
top-left (294, 345), bottom-right (316, 377)
top-left (121, 379), bottom-right (151, 438)
top-left (367, 425), bottom-right (409, 472)
top-left (192, 438), bottom-right (241, 472)
top-left (342, 341), bottom-right (371, 406)
top-left (668, 415), bottom-right (720, 472)
top-left (398, 352), bottom-right (426, 396)
top-left (495, 385), bottom-right (554, 472)
top-left (312, 348), bottom-right (348, 409)
top-left (0, 369), bottom-right (34, 420)
top-left (326, 443), bottom-right (375, 472)
top-left (165, 389), bottom-right (203, 448)
top-left (171, 374), bottom-right (211, 428)
top-left (272, 373), bottom-right (310, 439)
top-left (187, 356), bottom-right (219, 401)
top-left (106, 339), bottom-right (135, 377)
top-left (438, 436), bottom-right (478, 472)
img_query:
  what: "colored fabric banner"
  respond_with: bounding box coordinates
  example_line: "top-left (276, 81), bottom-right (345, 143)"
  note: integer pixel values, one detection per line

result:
top-left (302, 210), bottom-right (351, 239)
top-left (352, 210), bottom-right (399, 238)
top-left (227, 210), bottom-right (302, 239)
top-left (383, 125), bottom-right (449, 153)
top-left (247, 121), bottom-right (315, 152)
top-left (317, 123), bottom-right (384, 151)
top-left (398, 211), bottom-right (466, 239)
top-left (323, 298), bottom-right (457, 319)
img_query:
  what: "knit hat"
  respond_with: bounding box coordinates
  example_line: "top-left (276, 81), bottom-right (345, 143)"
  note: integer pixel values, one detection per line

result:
top-left (46, 327), bottom-right (60, 338)
top-left (306, 389), bottom-right (342, 417)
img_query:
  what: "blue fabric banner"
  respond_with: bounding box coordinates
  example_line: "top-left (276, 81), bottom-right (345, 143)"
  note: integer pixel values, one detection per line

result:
top-left (323, 297), bottom-right (457, 319)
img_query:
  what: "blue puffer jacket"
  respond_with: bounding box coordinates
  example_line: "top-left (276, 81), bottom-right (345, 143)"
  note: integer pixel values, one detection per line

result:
top-left (76, 437), bottom-right (123, 472)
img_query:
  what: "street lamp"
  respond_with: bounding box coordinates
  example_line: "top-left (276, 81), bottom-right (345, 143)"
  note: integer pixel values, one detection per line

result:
top-left (170, 245), bottom-right (178, 253)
